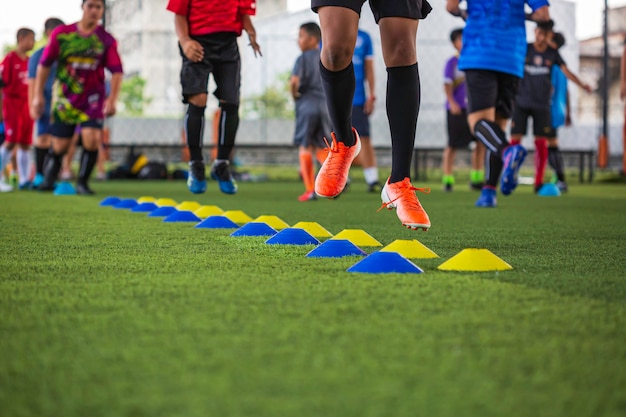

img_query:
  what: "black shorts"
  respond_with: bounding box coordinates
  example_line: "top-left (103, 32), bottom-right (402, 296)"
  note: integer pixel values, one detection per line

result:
top-left (49, 119), bottom-right (103, 139)
top-left (465, 70), bottom-right (520, 119)
top-left (312, 0), bottom-right (432, 23)
top-left (179, 32), bottom-right (241, 105)
top-left (510, 106), bottom-right (554, 137)
top-left (351, 105), bottom-right (370, 137)
top-left (447, 109), bottom-right (473, 148)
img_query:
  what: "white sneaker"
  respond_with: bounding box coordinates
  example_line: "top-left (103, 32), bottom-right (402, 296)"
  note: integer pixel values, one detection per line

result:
top-left (0, 181), bottom-right (13, 192)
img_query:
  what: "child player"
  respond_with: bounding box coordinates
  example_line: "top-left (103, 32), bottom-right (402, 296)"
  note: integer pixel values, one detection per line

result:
top-left (0, 28), bottom-right (35, 192)
top-left (290, 22), bottom-right (331, 202)
top-left (31, 0), bottom-right (123, 195)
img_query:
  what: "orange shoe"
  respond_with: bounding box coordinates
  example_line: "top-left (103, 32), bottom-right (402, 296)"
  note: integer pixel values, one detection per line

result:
top-left (315, 128), bottom-right (361, 198)
top-left (379, 177), bottom-right (431, 231)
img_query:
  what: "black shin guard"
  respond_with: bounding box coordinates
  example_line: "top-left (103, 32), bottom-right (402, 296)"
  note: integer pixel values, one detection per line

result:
top-left (185, 103), bottom-right (206, 161)
top-left (387, 63), bottom-right (420, 183)
top-left (474, 119), bottom-right (509, 157)
top-left (485, 149), bottom-right (503, 187)
top-left (319, 61), bottom-right (355, 146)
top-left (216, 102), bottom-right (240, 161)
top-left (78, 149), bottom-right (98, 183)
top-left (548, 146), bottom-right (565, 182)
top-left (41, 150), bottom-right (64, 189)
top-left (35, 146), bottom-right (49, 175)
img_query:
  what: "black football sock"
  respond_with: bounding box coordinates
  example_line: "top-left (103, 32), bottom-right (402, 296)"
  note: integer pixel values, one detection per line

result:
top-left (548, 146), bottom-right (565, 182)
top-left (485, 149), bottom-right (503, 188)
top-left (387, 63), bottom-right (419, 183)
top-left (216, 103), bottom-right (240, 161)
top-left (474, 119), bottom-right (509, 158)
top-left (35, 146), bottom-right (49, 175)
top-left (78, 149), bottom-right (98, 183)
top-left (42, 150), bottom-right (63, 186)
top-left (185, 103), bottom-right (205, 161)
top-left (319, 61), bottom-right (355, 146)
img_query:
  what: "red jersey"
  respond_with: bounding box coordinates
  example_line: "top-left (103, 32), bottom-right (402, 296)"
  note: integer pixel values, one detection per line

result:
top-left (0, 51), bottom-right (29, 101)
top-left (166, 0), bottom-right (256, 37)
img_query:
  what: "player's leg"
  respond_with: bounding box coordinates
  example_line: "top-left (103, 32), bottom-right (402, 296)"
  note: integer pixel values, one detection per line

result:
top-left (442, 146), bottom-right (455, 192)
top-left (179, 37), bottom-right (212, 194)
top-left (532, 108), bottom-right (551, 193)
top-left (16, 107), bottom-right (34, 189)
top-left (0, 106), bottom-right (20, 191)
top-left (211, 41), bottom-right (242, 195)
top-left (33, 124), bottom-right (51, 188)
top-left (75, 123), bottom-right (102, 194)
top-left (547, 134), bottom-right (567, 191)
top-left (470, 140), bottom-right (485, 190)
top-left (60, 130), bottom-right (80, 180)
top-left (378, 14), bottom-right (430, 230)
top-left (312, 3), bottom-right (361, 198)
top-left (40, 122), bottom-right (76, 191)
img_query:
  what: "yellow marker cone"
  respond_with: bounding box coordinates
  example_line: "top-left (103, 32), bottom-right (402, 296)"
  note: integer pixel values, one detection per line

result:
top-left (176, 201), bottom-right (201, 212)
top-left (223, 210), bottom-right (253, 224)
top-left (254, 215), bottom-right (290, 230)
top-left (331, 229), bottom-right (382, 247)
top-left (137, 196), bottom-right (156, 203)
top-left (155, 198), bottom-right (177, 207)
top-left (437, 248), bottom-right (513, 271)
top-left (194, 205), bottom-right (224, 219)
top-left (381, 239), bottom-right (439, 259)
top-left (292, 221), bottom-right (333, 238)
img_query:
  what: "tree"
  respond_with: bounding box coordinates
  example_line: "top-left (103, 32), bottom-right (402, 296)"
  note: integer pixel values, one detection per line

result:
top-left (243, 70), bottom-right (294, 119)
top-left (119, 74), bottom-right (151, 116)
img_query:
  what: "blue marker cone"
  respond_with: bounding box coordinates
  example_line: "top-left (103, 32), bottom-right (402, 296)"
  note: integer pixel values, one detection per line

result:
top-left (113, 198), bottom-right (138, 209)
top-left (347, 251), bottom-right (424, 274)
top-left (131, 202), bottom-right (159, 212)
top-left (306, 239), bottom-right (366, 258)
top-left (266, 228), bottom-right (320, 245)
top-left (148, 207), bottom-right (177, 217)
top-left (196, 216), bottom-right (240, 229)
top-left (99, 196), bottom-right (121, 206)
top-left (538, 183), bottom-right (561, 197)
top-left (163, 211), bottom-right (201, 223)
top-left (230, 222), bottom-right (277, 237)
top-left (53, 182), bottom-right (76, 196)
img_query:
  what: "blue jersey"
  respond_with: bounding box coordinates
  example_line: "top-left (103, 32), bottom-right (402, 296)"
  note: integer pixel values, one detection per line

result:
top-left (28, 46), bottom-right (57, 113)
top-left (551, 65), bottom-right (567, 128)
top-left (352, 29), bottom-right (373, 106)
top-left (458, 0), bottom-right (550, 78)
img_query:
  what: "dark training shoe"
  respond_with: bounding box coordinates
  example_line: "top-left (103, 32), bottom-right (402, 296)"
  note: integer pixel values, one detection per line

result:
top-left (211, 161), bottom-right (238, 194)
top-left (187, 160), bottom-right (207, 194)
top-left (76, 182), bottom-right (95, 195)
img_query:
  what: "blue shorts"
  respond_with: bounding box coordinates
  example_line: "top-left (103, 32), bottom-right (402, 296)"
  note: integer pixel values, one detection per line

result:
top-left (36, 114), bottom-right (52, 137)
top-left (49, 119), bottom-right (104, 139)
top-left (352, 105), bottom-right (370, 137)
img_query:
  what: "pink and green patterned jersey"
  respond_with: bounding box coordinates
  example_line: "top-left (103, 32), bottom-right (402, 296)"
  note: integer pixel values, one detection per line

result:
top-left (40, 23), bottom-right (123, 124)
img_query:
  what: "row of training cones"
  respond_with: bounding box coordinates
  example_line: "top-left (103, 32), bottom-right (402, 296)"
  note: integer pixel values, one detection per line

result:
top-left (100, 195), bottom-right (513, 274)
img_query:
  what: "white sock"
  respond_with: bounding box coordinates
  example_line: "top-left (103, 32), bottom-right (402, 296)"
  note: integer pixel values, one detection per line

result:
top-left (17, 148), bottom-right (31, 185)
top-left (0, 146), bottom-right (11, 182)
top-left (364, 167), bottom-right (379, 184)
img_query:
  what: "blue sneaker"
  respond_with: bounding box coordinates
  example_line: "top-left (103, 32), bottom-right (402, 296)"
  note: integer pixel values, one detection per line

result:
top-left (500, 144), bottom-right (527, 196)
top-left (18, 181), bottom-right (32, 190)
top-left (187, 160), bottom-right (207, 194)
top-left (211, 161), bottom-right (238, 194)
top-left (31, 173), bottom-right (44, 189)
top-left (475, 187), bottom-right (497, 208)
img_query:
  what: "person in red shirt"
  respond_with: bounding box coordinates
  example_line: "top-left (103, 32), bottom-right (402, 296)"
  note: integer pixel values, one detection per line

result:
top-left (0, 28), bottom-right (35, 192)
top-left (166, 0), bottom-right (261, 195)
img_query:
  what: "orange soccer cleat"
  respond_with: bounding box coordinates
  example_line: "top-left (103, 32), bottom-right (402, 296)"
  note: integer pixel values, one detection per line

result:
top-left (314, 128), bottom-right (361, 199)
top-left (379, 177), bottom-right (431, 231)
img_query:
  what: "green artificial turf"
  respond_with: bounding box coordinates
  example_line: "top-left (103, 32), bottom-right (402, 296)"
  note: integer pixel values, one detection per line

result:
top-left (1, 177), bottom-right (625, 417)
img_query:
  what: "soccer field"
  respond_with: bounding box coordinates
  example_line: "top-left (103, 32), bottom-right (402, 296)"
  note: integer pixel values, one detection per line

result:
top-left (1, 179), bottom-right (625, 417)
